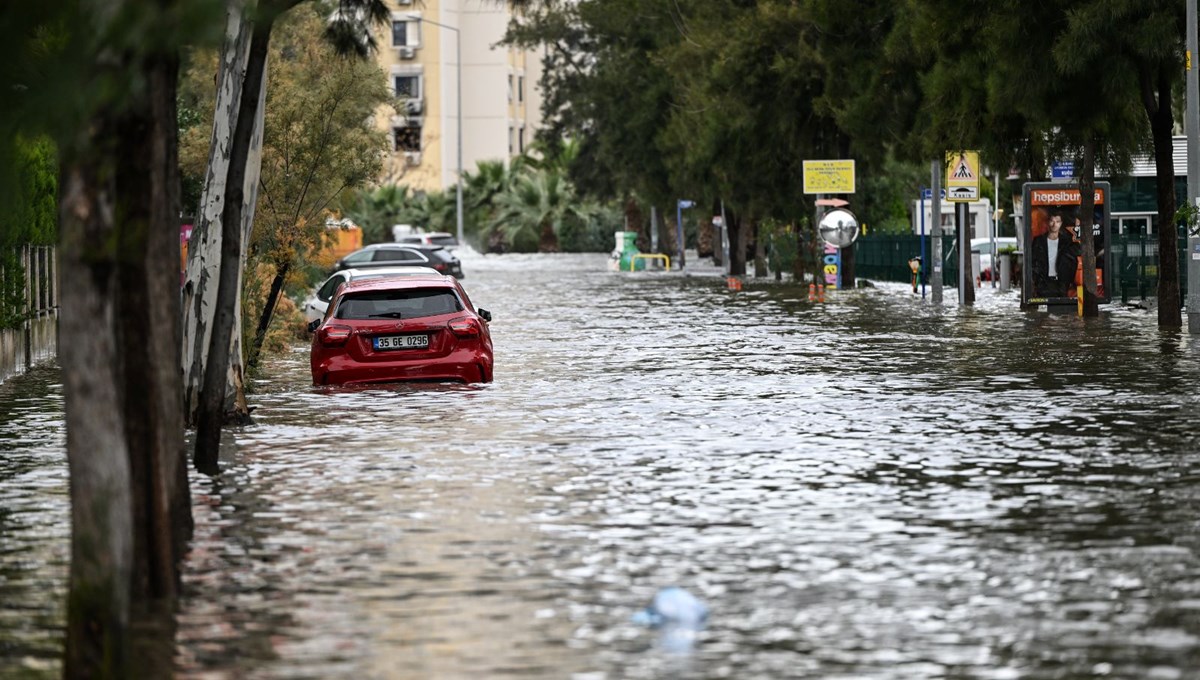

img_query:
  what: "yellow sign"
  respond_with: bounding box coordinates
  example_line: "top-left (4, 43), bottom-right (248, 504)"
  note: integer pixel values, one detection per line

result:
top-left (803, 160), bottom-right (856, 194)
top-left (945, 151), bottom-right (980, 203)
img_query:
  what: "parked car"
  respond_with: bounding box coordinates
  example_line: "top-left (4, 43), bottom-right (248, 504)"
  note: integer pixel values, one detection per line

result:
top-left (972, 237), bottom-right (1019, 281)
top-left (302, 266), bottom-right (440, 324)
top-left (395, 231), bottom-right (459, 249)
top-left (332, 243), bottom-right (464, 279)
top-left (309, 276), bottom-right (493, 385)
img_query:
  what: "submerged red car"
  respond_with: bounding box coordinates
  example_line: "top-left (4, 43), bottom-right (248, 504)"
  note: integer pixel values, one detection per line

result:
top-left (310, 275), bottom-right (493, 385)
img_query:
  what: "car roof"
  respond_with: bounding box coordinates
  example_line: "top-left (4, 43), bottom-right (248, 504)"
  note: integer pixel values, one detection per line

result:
top-left (339, 276), bottom-right (457, 294)
top-left (341, 266), bottom-right (441, 278)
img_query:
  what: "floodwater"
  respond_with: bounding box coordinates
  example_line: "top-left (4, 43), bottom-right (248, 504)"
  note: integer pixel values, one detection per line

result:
top-left (5, 253), bottom-right (1200, 679)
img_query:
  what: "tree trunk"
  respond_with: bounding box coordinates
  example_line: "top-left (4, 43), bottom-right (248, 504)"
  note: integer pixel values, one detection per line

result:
top-left (182, 0), bottom-right (267, 429)
top-left (1079, 138), bottom-right (1100, 318)
top-left (60, 157), bottom-right (134, 680)
top-left (1143, 65), bottom-right (1180, 326)
top-left (624, 196), bottom-right (646, 252)
top-left (249, 262), bottom-right (289, 371)
top-left (538, 219), bottom-right (560, 252)
top-left (753, 219), bottom-right (768, 277)
top-left (698, 207), bottom-right (714, 258)
top-left (729, 211), bottom-right (747, 276)
top-left (195, 15), bottom-right (275, 472)
top-left (841, 242), bottom-right (856, 289)
top-left (793, 215), bottom-right (807, 282)
top-left (710, 199), bottom-right (724, 266)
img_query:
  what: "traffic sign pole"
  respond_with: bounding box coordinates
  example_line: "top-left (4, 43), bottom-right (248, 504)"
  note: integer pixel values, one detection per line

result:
top-left (931, 161), bottom-right (943, 303)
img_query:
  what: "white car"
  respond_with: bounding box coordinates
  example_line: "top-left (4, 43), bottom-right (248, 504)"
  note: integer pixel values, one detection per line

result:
top-left (971, 237), bottom-right (1018, 281)
top-left (302, 266), bottom-right (442, 323)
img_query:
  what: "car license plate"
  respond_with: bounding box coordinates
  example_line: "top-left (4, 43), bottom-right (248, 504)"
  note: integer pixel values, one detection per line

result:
top-left (373, 334), bottom-right (428, 350)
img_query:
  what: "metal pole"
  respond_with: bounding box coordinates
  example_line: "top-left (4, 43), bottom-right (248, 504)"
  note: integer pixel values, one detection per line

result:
top-left (720, 200), bottom-right (729, 275)
top-left (991, 172), bottom-right (998, 288)
top-left (920, 190), bottom-right (927, 299)
top-left (413, 14), bottom-right (464, 247)
top-left (1187, 0), bottom-right (1200, 332)
top-left (931, 160), bottom-right (944, 303)
top-left (650, 205), bottom-right (658, 253)
top-left (676, 200), bottom-right (684, 270)
top-left (454, 24), bottom-right (464, 248)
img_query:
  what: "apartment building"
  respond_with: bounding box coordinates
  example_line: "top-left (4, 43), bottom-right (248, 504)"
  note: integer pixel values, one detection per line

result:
top-left (373, 0), bottom-right (544, 192)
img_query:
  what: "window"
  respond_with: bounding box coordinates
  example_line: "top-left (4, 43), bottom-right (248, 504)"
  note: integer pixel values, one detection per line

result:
top-left (391, 20), bottom-right (408, 47)
top-left (372, 248), bottom-right (425, 262)
top-left (317, 274), bottom-right (347, 302)
top-left (394, 75), bottom-right (420, 98)
top-left (393, 125), bottom-right (421, 152)
top-left (507, 74), bottom-right (513, 102)
top-left (518, 126), bottom-right (525, 153)
top-left (342, 251), bottom-right (374, 264)
top-left (518, 75), bottom-right (524, 103)
top-left (508, 126), bottom-right (514, 154)
top-left (337, 289), bottom-right (463, 320)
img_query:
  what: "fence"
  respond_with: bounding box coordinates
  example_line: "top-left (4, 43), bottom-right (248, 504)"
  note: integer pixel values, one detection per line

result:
top-left (1, 245), bottom-right (58, 383)
top-left (854, 233), bottom-right (1187, 303)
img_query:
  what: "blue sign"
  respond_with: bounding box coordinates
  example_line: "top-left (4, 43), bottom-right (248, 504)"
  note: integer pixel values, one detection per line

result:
top-left (920, 188), bottom-right (946, 200)
top-left (1051, 161), bottom-right (1075, 180)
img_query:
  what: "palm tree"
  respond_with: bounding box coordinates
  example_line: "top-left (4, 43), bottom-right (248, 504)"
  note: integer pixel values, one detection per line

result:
top-left (491, 168), bottom-right (587, 252)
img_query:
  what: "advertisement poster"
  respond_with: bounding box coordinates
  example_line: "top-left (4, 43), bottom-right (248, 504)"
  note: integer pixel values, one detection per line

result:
top-left (1021, 182), bottom-right (1111, 307)
top-left (823, 243), bottom-right (841, 289)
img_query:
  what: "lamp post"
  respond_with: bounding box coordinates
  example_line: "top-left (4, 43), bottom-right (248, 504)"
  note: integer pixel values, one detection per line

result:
top-left (677, 199), bottom-right (694, 270)
top-left (1187, 0), bottom-right (1200, 332)
top-left (407, 14), bottom-right (463, 247)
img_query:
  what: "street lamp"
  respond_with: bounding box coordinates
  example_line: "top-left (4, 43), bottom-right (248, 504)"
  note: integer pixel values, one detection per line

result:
top-left (676, 199), bottom-right (695, 270)
top-left (405, 14), bottom-right (463, 247)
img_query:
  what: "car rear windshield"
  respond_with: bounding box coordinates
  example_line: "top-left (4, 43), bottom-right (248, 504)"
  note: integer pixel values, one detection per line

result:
top-left (431, 236), bottom-right (458, 247)
top-left (425, 248), bottom-right (455, 263)
top-left (336, 289), bottom-right (462, 320)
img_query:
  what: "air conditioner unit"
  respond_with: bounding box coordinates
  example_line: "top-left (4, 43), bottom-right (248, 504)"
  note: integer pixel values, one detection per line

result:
top-left (403, 98), bottom-right (424, 115)
top-left (403, 151), bottom-right (422, 166)
top-left (397, 0), bottom-right (413, 4)
top-left (397, 46), bottom-right (416, 60)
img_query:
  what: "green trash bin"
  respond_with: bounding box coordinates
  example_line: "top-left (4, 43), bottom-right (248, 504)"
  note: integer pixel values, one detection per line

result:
top-left (613, 231), bottom-right (644, 271)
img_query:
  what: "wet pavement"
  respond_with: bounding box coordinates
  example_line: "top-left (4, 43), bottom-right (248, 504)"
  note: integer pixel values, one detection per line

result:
top-left (4, 252), bottom-right (1200, 678)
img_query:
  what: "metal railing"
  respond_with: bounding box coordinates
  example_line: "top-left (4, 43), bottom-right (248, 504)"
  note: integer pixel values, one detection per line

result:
top-left (855, 234), bottom-right (1187, 302)
top-left (1, 245), bottom-right (58, 379)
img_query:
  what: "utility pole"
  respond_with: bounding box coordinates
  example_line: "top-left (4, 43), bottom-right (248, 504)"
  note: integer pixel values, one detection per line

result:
top-left (931, 160), bottom-right (943, 303)
top-left (1187, 0), bottom-right (1200, 332)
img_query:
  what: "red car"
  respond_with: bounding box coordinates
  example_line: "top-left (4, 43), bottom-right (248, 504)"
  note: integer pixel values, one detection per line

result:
top-left (310, 275), bottom-right (493, 385)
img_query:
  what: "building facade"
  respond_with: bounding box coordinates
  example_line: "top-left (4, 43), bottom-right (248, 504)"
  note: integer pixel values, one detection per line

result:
top-left (372, 0), bottom-right (544, 193)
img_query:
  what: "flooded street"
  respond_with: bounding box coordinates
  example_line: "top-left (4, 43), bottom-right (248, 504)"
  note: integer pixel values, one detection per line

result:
top-left (6, 252), bottom-right (1200, 678)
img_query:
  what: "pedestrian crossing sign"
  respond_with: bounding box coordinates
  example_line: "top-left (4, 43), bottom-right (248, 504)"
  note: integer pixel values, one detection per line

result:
top-left (945, 151), bottom-right (980, 202)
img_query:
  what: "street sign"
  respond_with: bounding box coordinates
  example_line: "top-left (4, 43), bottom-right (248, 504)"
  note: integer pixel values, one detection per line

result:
top-left (920, 188), bottom-right (946, 200)
top-left (803, 160), bottom-right (856, 194)
top-left (947, 186), bottom-right (979, 201)
top-left (1051, 160), bottom-right (1075, 181)
top-left (945, 151), bottom-right (980, 202)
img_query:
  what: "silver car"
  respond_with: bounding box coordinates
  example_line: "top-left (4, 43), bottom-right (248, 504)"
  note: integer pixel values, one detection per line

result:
top-left (303, 266), bottom-right (442, 323)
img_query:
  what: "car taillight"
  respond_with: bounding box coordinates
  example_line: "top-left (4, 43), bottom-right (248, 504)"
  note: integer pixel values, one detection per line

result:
top-left (318, 324), bottom-right (353, 346)
top-left (433, 262), bottom-right (448, 272)
top-left (448, 317), bottom-right (480, 338)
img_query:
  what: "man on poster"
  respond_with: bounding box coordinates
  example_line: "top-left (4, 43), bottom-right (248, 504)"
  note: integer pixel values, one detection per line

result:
top-left (1030, 211), bottom-right (1080, 298)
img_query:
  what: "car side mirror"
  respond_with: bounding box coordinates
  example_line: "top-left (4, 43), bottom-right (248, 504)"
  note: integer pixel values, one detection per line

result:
top-left (307, 319), bottom-right (321, 333)
top-left (477, 308), bottom-right (492, 323)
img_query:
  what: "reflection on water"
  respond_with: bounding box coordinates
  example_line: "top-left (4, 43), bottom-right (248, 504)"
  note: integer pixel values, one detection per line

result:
top-left (5, 253), bottom-right (1200, 678)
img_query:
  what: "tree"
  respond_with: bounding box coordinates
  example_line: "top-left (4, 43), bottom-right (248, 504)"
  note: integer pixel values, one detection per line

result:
top-left (190, 0), bottom-right (390, 471)
top-left (490, 167), bottom-right (587, 251)
top-left (1, 1), bottom-right (225, 673)
top-left (241, 5), bottom-right (387, 370)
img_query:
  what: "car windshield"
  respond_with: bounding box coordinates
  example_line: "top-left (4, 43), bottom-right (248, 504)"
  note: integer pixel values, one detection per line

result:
top-left (335, 289), bottom-right (462, 320)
